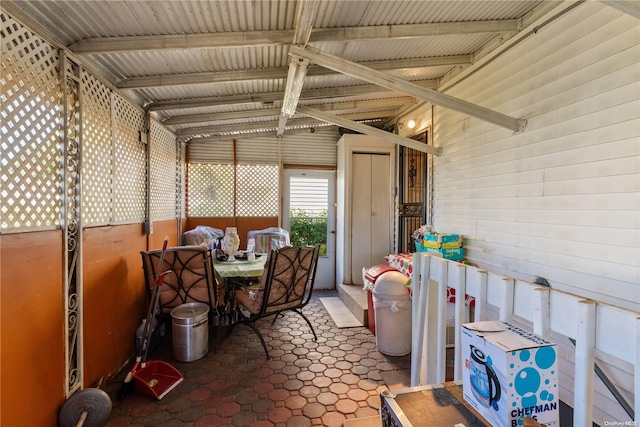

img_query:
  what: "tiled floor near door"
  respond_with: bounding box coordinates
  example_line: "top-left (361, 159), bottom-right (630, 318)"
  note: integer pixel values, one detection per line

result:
top-left (105, 290), bottom-right (411, 427)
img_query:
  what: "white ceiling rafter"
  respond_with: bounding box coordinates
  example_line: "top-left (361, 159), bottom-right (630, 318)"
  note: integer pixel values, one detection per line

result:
top-left (296, 106), bottom-right (440, 156)
top-left (117, 55), bottom-right (464, 89)
top-left (290, 45), bottom-right (527, 133)
top-left (3, 0), bottom-right (556, 142)
top-left (116, 55), bottom-right (468, 89)
top-left (68, 20), bottom-right (521, 54)
top-left (177, 109), bottom-right (396, 138)
top-left (164, 96), bottom-right (416, 126)
top-left (146, 82), bottom-right (437, 112)
top-left (185, 122), bottom-right (338, 144)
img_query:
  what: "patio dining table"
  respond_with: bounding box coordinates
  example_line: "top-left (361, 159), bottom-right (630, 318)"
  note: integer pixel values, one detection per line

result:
top-left (213, 254), bottom-right (269, 328)
top-left (213, 254), bottom-right (268, 279)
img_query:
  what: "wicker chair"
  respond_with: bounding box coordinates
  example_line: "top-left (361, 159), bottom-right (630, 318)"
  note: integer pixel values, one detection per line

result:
top-left (229, 245), bottom-right (319, 358)
top-left (141, 246), bottom-right (226, 349)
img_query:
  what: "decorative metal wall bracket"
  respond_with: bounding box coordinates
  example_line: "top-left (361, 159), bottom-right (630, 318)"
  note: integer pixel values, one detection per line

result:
top-left (60, 51), bottom-right (83, 397)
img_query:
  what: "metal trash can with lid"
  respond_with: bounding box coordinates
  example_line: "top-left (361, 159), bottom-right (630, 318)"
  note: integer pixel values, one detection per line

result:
top-left (170, 302), bottom-right (209, 362)
top-left (372, 271), bottom-right (412, 356)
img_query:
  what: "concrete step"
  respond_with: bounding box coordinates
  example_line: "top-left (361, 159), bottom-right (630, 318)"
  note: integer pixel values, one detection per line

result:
top-left (337, 283), bottom-right (368, 326)
top-left (320, 297), bottom-right (363, 328)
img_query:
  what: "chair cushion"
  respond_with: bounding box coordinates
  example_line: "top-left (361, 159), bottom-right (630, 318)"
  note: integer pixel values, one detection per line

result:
top-left (160, 266), bottom-right (214, 313)
top-left (235, 288), bottom-right (264, 315)
top-left (142, 246), bottom-right (222, 315)
top-left (234, 246), bottom-right (317, 316)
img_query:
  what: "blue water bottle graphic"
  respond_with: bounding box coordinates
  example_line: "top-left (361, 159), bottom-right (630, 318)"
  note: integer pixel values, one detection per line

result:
top-left (469, 345), bottom-right (501, 410)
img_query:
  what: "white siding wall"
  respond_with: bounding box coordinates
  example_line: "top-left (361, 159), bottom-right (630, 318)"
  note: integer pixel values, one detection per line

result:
top-left (431, 3), bottom-right (639, 423)
top-left (433, 2), bottom-right (639, 311)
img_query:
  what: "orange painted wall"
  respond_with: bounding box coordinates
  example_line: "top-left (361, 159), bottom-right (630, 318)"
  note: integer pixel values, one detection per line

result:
top-left (1, 231), bottom-right (65, 427)
top-left (149, 220), bottom-right (181, 250)
top-left (0, 219), bottom-right (179, 427)
top-left (1, 217), bottom-right (283, 425)
top-left (82, 224), bottom-right (148, 385)
top-left (82, 220), bottom-right (179, 385)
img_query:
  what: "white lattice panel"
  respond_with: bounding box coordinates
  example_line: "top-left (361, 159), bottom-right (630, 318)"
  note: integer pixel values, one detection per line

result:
top-left (187, 163), bottom-right (278, 217)
top-left (1, 14), bottom-right (61, 230)
top-left (187, 163), bottom-right (234, 217)
top-left (150, 121), bottom-right (177, 221)
top-left (113, 95), bottom-right (145, 223)
top-left (81, 73), bottom-right (112, 225)
top-left (237, 164), bottom-right (278, 217)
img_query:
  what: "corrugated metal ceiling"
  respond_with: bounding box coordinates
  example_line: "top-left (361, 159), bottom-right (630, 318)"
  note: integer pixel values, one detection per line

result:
top-left (4, 0), bottom-right (548, 141)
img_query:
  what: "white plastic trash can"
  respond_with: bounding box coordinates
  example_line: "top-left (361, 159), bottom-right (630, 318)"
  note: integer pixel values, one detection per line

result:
top-left (372, 271), bottom-right (412, 356)
top-left (170, 302), bottom-right (209, 362)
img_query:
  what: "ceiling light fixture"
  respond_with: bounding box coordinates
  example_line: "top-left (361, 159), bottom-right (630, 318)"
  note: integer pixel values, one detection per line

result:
top-left (399, 119), bottom-right (416, 130)
top-left (281, 55), bottom-right (310, 117)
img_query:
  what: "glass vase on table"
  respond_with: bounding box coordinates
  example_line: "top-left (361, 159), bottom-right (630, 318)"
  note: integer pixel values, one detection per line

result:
top-left (223, 227), bottom-right (240, 261)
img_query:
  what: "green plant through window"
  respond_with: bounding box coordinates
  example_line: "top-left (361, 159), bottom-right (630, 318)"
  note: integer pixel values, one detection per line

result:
top-left (289, 209), bottom-right (327, 256)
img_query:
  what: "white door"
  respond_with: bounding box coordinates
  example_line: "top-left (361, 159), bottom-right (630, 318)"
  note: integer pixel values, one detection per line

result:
top-left (283, 169), bottom-right (336, 290)
top-left (351, 153), bottom-right (391, 285)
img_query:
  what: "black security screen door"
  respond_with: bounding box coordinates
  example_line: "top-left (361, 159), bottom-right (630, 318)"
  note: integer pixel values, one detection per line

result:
top-left (398, 130), bottom-right (429, 253)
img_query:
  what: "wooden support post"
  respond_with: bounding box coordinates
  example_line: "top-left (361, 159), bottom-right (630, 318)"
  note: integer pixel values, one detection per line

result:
top-left (470, 268), bottom-right (487, 322)
top-left (533, 287), bottom-right (551, 339)
top-left (500, 277), bottom-right (515, 323)
top-left (436, 258), bottom-right (449, 384)
top-left (422, 256), bottom-right (441, 385)
top-left (410, 253), bottom-right (428, 386)
top-left (573, 300), bottom-right (596, 427)
top-left (450, 262), bottom-right (466, 381)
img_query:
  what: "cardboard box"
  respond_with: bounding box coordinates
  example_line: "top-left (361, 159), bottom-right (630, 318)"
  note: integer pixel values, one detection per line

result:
top-left (462, 321), bottom-right (559, 427)
top-left (380, 383), bottom-right (489, 426)
top-left (424, 233), bottom-right (463, 249)
top-left (415, 241), bottom-right (464, 261)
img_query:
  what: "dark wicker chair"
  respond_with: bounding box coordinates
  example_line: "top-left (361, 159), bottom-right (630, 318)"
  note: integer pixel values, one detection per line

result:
top-left (229, 245), bottom-right (319, 358)
top-left (141, 246), bottom-right (226, 349)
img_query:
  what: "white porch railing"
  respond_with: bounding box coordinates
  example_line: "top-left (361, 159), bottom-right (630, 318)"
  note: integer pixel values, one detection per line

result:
top-left (410, 252), bottom-right (639, 427)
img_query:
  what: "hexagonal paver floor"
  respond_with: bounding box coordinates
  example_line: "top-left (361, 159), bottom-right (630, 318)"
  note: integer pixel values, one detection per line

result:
top-left (105, 290), bottom-right (411, 427)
